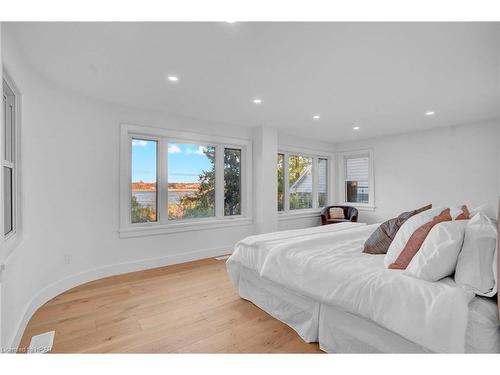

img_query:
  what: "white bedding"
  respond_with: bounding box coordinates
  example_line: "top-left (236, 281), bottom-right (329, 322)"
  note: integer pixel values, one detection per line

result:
top-left (228, 224), bottom-right (477, 353)
top-left (465, 297), bottom-right (500, 353)
top-left (227, 222), bottom-right (366, 284)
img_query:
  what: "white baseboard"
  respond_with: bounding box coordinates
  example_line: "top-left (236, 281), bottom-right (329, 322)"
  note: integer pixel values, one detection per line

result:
top-left (8, 246), bottom-right (232, 351)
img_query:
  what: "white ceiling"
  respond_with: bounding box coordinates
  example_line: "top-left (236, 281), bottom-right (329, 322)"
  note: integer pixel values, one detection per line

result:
top-left (4, 22), bottom-right (500, 142)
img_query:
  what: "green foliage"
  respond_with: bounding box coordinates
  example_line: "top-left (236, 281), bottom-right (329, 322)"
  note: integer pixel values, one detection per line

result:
top-left (179, 146), bottom-right (216, 219)
top-left (288, 155), bottom-right (312, 186)
top-left (281, 155), bottom-right (313, 210)
top-left (289, 192), bottom-right (312, 210)
top-left (131, 195), bottom-right (156, 223)
top-left (175, 146), bottom-right (242, 218)
top-left (277, 154), bottom-right (284, 211)
top-left (224, 148), bottom-right (241, 216)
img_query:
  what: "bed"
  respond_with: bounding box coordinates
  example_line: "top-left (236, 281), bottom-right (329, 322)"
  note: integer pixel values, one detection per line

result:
top-left (226, 217), bottom-right (500, 353)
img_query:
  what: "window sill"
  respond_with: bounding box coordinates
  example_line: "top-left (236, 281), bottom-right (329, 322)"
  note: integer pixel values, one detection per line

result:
top-left (278, 209), bottom-right (322, 221)
top-left (119, 217), bottom-right (253, 238)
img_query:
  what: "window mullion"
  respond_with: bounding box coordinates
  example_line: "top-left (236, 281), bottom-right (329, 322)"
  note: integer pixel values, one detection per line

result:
top-left (283, 153), bottom-right (290, 212)
top-left (215, 145), bottom-right (224, 218)
top-left (159, 138), bottom-right (169, 224)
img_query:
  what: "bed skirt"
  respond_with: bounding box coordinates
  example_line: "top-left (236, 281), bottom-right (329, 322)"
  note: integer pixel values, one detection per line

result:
top-left (229, 262), bottom-right (500, 353)
top-left (235, 265), bottom-right (320, 343)
top-left (229, 263), bottom-right (430, 353)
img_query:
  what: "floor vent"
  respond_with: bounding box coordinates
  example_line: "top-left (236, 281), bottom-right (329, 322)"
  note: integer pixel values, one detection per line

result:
top-left (28, 331), bottom-right (55, 353)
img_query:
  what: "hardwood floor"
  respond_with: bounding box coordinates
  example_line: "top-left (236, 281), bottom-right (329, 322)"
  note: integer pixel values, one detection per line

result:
top-left (19, 257), bottom-right (322, 353)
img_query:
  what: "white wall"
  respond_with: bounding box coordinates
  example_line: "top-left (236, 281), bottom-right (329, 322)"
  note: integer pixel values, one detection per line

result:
top-left (335, 121), bottom-right (500, 224)
top-left (253, 127), bottom-right (278, 234)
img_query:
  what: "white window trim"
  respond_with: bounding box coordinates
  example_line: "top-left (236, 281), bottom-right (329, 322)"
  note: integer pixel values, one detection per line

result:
top-left (277, 145), bottom-right (334, 219)
top-left (337, 149), bottom-right (375, 211)
top-left (119, 123), bottom-right (253, 238)
top-left (1, 69), bottom-right (23, 259)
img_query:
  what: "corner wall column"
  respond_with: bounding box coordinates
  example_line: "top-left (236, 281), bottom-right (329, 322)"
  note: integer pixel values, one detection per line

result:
top-left (253, 126), bottom-right (278, 234)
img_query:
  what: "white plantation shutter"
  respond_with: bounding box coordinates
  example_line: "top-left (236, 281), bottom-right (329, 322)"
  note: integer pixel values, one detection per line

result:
top-left (345, 156), bottom-right (369, 181)
top-left (318, 158), bottom-right (327, 193)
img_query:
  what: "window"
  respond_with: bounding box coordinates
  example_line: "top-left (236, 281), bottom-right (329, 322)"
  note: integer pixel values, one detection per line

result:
top-left (277, 151), bottom-right (330, 213)
top-left (340, 150), bottom-right (374, 209)
top-left (131, 139), bottom-right (158, 223)
top-left (277, 153), bottom-right (284, 211)
top-left (120, 124), bottom-right (251, 237)
top-left (2, 78), bottom-right (16, 237)
top-left (224, 148), bottom-right (241, 216)
top-left (168, 143), bottom-right (215, 220)
top-left (289, 155), bottom-right (312, 210)
top-left (318, 158), bottom-right (328, 207)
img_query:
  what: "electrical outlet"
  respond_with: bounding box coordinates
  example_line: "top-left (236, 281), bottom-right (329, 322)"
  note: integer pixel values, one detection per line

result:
top-left (64, 254), bottom-right (72, 265)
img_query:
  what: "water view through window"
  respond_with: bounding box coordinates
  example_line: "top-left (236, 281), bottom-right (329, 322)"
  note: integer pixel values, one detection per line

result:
top-left (131, 139), bottom-right (243, 223)
top-left (168, 143), bottom-right (215, 220)
top-left (131, 139), bottom-right (158, 223)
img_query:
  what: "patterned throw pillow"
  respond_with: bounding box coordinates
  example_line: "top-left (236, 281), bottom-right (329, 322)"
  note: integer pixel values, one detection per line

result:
top-left (363, 204), bottom-right (432, 255)
top-left (329, 207), bottom-right (345, 220)
top-left (389, 205), bottom-right (469, 269)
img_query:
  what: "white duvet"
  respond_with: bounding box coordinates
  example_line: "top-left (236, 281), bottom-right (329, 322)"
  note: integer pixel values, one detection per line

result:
top-left (227, 224), bottom-right (476, 353)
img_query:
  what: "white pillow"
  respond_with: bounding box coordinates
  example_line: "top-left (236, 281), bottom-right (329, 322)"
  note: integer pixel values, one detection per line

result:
top-left (469, 203), bottom-right (496, 220)
top-left (384, 207), bottom-right (445, 268)
top-left (404, 220), bottom-right (467, 281)
top-left (455, 213), bottom-right (497, 297)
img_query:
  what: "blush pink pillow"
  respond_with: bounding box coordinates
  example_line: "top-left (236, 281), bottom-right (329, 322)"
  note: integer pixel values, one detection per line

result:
top-left (389, 205), bottom-right (470, 270)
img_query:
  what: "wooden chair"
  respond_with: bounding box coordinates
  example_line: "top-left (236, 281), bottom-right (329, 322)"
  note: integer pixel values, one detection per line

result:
top-left (320, 205), bottom-right (359, 225)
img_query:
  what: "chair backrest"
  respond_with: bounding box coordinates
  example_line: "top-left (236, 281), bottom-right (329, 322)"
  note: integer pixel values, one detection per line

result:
top-left (346, 206), bottom-right (359, 219)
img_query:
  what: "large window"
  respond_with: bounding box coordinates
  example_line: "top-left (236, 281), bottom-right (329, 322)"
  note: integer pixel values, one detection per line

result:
top-left (121, 125), bottom-right (250, 236)
top-left (2, 78), bottom-right (16, 237)
top-left (340, 150), bottom-right (374, 208)
top-left (277, 151), bottom-right (330, 213)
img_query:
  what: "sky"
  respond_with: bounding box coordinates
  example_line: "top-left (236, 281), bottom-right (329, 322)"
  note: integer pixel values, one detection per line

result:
top-left (131, 140), bottom-right (213, 183)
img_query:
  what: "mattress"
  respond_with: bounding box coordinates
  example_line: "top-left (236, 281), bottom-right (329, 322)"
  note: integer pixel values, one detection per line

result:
top-left (228, 262), bottom-right (500, 353)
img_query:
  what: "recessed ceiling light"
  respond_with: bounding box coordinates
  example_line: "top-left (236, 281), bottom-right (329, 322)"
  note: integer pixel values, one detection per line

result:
top-left (313, 115), bottom-right (321, 120)
top-left (167, 76), bottom-right (179, 82)
top-left (253, 98), bottom-right (262, 104)
top-left (226, 21), bottom-right (237, 24)
top-left (425, 111), bottom-right (435, 116)
top-left (353, 126), bottom-right (360, 131)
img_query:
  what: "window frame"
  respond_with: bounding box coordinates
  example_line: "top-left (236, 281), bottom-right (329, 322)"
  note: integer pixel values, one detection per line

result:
top-left (277, 146), bottom-right (333, 219)
top-left (119, 124), bottom-right (252, 238)
top-left (338, 149), bottom-right (375, 211)
top-left (1, 70), bottom-right (22, 257)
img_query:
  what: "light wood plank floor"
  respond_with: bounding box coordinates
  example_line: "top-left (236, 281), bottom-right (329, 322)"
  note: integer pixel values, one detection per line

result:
top-left (19, 257), bottom-right (322, 353)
